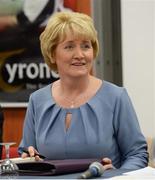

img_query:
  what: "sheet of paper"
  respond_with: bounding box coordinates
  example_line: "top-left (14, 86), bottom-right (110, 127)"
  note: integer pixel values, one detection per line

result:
top-left (109, 166), bottom-right (155, 179)
top-left (10, 157), bottom-right (36, 163)
top-left (124, 166), bottom-right (155, 176)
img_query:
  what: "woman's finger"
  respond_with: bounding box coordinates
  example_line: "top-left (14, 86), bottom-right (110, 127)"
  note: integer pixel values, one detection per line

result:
top-left (21, 152), bottom-right (29, 158)
top-left (27, 146), bottom-right (41, 161)
top-left (103, 164), bottom-right (114, 170)
top-left (101, 157), bottom-right (115, 170)
top-left (28, 146), bottom-right (37, 157)
top-left (101, 157), bottom-right (112, 165)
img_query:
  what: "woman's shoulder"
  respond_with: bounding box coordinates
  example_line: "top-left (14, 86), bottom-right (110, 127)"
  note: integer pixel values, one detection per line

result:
top-left (90, 81), bottom-right (128, 111)
top-left (26, 83), bottom-right (55, 114)
top-left (95, 81), bottom-right (128, 105)
top-left (31, 84), bottom-right (51, 97)
top-left (29, 83), bottom-right (53, 106)
top-left (101, 81), bottom-right (126, 96)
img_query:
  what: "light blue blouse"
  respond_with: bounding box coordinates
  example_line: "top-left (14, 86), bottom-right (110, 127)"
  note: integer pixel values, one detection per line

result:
top-left (19, 81), bottom-right (148, 169)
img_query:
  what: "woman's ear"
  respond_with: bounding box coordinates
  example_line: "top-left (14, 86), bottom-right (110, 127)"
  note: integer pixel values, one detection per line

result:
top-left (50, 52), bottom-right (56, 64)
top-left (50, 57), bottom-right (55, 64)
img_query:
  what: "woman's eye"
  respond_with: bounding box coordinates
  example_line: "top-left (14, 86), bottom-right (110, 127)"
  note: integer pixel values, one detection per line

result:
top-left (64, 45), bottom-right (74, 49)
top-left (82, 44), bottom-right (92, 49)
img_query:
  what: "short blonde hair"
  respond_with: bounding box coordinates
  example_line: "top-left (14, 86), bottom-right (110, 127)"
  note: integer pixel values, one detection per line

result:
top-left (40, 11), bottom-right (99, 71)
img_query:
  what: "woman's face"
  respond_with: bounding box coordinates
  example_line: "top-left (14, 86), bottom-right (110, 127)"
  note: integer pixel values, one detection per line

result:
top-left (53, 33), bottom-right (94, 78)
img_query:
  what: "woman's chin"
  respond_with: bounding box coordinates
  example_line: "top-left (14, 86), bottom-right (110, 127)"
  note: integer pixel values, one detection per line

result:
top-left (70, 70), bottom-right (89, 77)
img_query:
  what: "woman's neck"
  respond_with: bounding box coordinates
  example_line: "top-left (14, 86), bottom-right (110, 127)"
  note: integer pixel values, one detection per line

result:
top-left (59, 76), bottom-right (91, 96)
top-left (52, 75), bottom-right (102, 109)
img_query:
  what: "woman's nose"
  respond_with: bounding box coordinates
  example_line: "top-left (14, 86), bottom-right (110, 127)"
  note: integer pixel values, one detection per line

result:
top-left (73, 47), bottom-right (84, 59)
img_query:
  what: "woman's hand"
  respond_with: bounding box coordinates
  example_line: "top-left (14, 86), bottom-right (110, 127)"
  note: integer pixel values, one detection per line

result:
top-left (21, 146), bottom-right (41, 161)
top-left (101, 157), bottom-right (115, 170)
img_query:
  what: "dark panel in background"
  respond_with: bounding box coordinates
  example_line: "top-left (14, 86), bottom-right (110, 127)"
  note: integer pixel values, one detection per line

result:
top-left (92, 0), bottom-right (122, 86)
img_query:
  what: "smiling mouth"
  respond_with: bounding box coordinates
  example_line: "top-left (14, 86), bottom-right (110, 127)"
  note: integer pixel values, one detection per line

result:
top-left (71, 62), bottom-right (86, 66)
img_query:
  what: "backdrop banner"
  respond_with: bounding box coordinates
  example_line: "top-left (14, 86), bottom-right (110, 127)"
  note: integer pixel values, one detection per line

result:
top-left (0, 0), bottom-right (78, 106)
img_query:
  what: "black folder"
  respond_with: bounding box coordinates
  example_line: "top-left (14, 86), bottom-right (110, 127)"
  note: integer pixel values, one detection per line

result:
top-left (16, 158), bottom-right (100, 176)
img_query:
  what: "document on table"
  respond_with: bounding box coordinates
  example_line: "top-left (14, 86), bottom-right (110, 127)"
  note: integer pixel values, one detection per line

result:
top-left (10, 157), bottom-right (36, 163)
top-left (110, 166), bottom-right (155, 179)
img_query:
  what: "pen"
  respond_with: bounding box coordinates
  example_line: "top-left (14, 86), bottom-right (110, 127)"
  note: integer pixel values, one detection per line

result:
top-left (21, 147), bottom-right (46, 159)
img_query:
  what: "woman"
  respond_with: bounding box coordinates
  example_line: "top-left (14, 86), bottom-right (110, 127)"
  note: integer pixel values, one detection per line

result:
top-left (19, 12), bottom-right (148, 170)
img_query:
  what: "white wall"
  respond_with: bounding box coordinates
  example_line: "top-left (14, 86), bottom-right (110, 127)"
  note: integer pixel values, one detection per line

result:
top-left (121, 0), bottom-right (155, 137)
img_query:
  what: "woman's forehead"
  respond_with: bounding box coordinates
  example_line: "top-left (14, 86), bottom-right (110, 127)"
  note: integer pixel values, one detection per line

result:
top-left (59, 31), bottom-right (91, 43)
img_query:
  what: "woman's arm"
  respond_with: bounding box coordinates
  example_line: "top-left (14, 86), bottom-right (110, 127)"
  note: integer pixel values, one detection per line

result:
top-left (113, 89), bottom-right (148, 169)
top-left (18, 95), bottom-right (37, 156)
